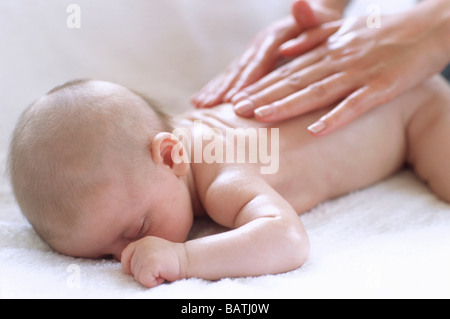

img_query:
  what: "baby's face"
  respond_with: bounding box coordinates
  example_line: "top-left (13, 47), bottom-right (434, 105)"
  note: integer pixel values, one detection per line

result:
top-left (57, 160), bottom-right (194, 261)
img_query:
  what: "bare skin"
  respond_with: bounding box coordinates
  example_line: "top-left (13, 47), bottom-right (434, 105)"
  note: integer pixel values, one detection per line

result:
top-left (57, 77), bottom-right (450, 288)
top-left (193, 0), bottom-right (450, 137)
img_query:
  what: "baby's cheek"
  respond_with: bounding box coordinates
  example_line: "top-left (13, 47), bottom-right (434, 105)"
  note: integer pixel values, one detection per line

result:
top-left (156, 213), bottom-right (193, 243)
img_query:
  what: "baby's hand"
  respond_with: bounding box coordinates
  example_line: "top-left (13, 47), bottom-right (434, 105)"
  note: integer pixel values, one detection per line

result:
top-left (121, 236), bottom-right (188, 288)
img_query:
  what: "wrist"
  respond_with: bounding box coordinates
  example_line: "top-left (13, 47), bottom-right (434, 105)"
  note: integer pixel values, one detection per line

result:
top-left (176, 242), bottom-right (189, 280)
top-left (414, 0), bottom-right (450, 65)
top-left (421, 0), bottom-right (450, 60)
top-left (441, 5), bottom-right (450, 56)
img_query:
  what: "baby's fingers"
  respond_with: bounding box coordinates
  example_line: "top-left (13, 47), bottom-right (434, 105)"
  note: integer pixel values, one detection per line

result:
top-left (121, 241), bottom-right (137, 275)
top-left (121, 242), bottom-right (165, 288)
top-left (135, 262), bottom-right (165, 288)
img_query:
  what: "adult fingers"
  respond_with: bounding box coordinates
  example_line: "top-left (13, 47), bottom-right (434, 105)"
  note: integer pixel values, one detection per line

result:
top-left (252, 72), bottom-right (358, 122)
top-left (222, 17), bottom-right (303, 102)
top-left (192, 17), bottom-right (300, 108)
top-left (231, 45), bottom-right (328, 105)
top-left (191, 73), bottom-right (225, 108)
top-left (291, 0), bottom-right (318, 29)
top-left (206, 47), bottom-right (259, 107)
top-left (223, 35), bottom-right (285, 102)
top-left (234, 54), bottom-right (342, 117)
top-left (280, 21), bottom-right (341, 57)
top-left (191, 47), bottom-right (256, 108)
top-left (292, 0), bottom-right (342, 27)
top-left (191, 74), bottom-right (224, 109)
top-left (307, 84), bottom-right (390, 136)
top-left (231, 22), bottom-right (341, 107)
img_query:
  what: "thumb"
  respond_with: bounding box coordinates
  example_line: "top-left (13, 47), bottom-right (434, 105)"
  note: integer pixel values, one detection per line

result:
top-left (292, 0), bottom-right (341, 27)
top-left (291, 0), bottom-right (319, 30)
top-left (121, 241), bottom-right (136, 275)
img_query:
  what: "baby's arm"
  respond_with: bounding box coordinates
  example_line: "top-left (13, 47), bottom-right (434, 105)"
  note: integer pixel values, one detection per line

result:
top-left (184, 169), bottom-right (309, 280)
top-left (121, 168), bottom-right (309, 287)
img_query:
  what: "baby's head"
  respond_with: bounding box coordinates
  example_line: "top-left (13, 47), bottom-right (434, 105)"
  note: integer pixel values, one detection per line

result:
top-left (8, 80), bottom-right (194, 260)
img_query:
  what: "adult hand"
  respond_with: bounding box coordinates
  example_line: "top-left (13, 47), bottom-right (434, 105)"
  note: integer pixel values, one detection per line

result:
top-left (191, 0), bottom-right (342, 109)
top-left (232, 0), bottom-right (450, 136)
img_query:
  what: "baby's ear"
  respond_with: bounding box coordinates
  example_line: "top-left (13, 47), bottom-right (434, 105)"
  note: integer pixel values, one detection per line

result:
top-left (150, 132), bottom-right (189, 177)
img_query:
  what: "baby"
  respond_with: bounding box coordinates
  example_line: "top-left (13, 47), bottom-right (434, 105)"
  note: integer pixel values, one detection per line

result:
top-left (7, 75), bottom-right (450, 288)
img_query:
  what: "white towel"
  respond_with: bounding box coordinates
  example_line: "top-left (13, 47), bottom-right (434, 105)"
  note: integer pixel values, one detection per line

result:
top-left (1, 0), bottom-right (449, 298)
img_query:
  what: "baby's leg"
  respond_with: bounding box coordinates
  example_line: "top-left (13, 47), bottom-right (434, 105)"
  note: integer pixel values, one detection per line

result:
top-left (407, 76), bottom-right (450, 202)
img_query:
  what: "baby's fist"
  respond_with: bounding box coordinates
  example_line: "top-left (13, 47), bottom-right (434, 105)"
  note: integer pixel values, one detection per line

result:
top-left (121, 236), bottom-right (188, 288)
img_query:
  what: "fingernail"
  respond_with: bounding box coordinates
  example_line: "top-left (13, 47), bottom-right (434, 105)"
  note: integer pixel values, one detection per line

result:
top-left (307, 121), bottom-right (326, 134)
top-left (225, 87), bottom-right (239, 101)
top-left (194, 92), bottom-right (206, 108)
top-left (231, 91), bottom-right (249, 104)
top-left (254, 105), bottom-right (276, 118)
top-left (280, 40), bottom-right (295, 52)
top-left (234, 99), bottom-right (254, 116)
top-left (203, 94), bottom-right (215, 108)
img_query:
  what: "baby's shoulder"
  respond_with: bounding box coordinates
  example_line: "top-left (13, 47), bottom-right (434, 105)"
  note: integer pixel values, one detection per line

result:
top-left (192, 164), bottom-right (266, 223)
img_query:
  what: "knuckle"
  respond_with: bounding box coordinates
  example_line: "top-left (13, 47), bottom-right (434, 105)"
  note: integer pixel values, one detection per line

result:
top-left (375, 87), bottom-right (392, 105)
top-left (274, 100), bottom-right (294, 115)
top-left (279, 65), bottom-right (294, 78)
top-left (287, 73), bottom-right (304, 90)
top-left (367, 65), bottom-right (385, 82)
top-left (345, 96), bottom-right (361, 112)
top-left (141, 273), bottom-right (156, 288)
top-left (307, 82), bottom-right (327, 98)
top-left (342, 71), bottom-right (361, 87)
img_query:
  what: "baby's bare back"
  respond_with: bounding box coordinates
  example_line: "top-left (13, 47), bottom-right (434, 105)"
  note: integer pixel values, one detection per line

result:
top-left (177, 76), bottom-right (448, 213)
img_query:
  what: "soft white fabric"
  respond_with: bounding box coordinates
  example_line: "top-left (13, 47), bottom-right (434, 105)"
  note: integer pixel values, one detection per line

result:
top-left (1, 0), bottom-right (449, 299)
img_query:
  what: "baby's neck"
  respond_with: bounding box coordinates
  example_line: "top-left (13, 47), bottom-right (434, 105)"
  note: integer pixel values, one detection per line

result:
top-left (169, 116), bottom-right (206, 217)
top-left (184, 165), bottom-right (206, 217)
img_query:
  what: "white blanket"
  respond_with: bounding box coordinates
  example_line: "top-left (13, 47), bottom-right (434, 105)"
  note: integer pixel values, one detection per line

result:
top-left (1, 0), bottom-right (449, 299)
